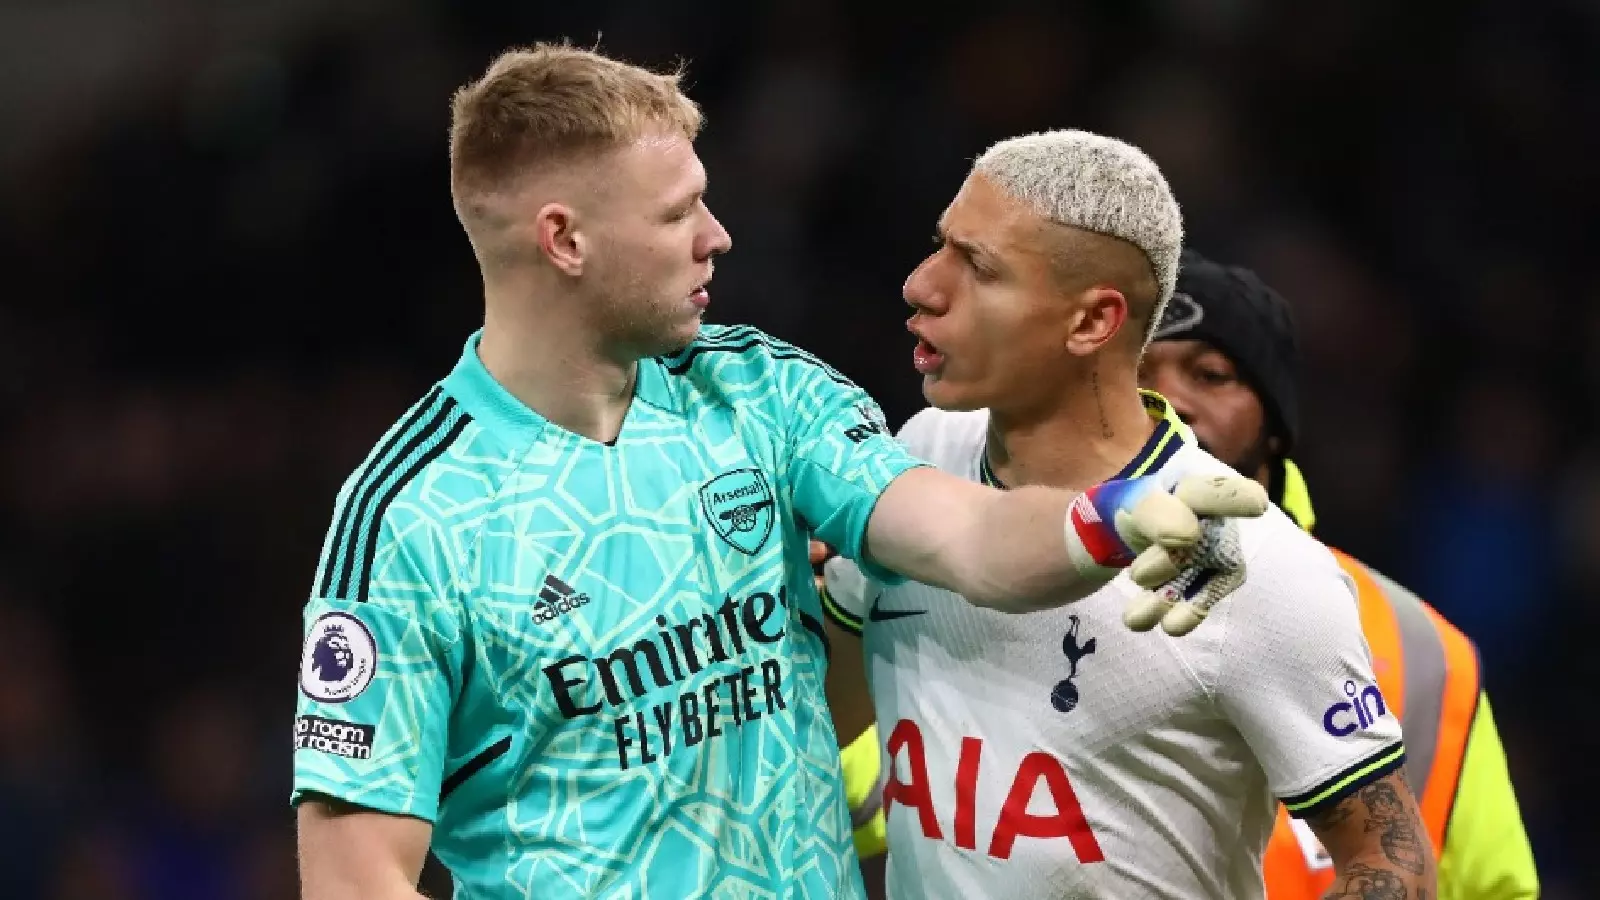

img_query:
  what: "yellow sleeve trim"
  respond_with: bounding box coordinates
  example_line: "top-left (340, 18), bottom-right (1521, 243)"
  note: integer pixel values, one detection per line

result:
top-left (1283, 742), bottom-right (1407, 817)
top-left (1437, 694), bottom-right (1539, 900)
top-left (820, 581), bottom-right (863, 636)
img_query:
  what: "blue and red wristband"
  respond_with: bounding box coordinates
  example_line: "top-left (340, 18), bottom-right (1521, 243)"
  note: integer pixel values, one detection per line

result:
top-left (1068, 477), bottom-right (1160, 569)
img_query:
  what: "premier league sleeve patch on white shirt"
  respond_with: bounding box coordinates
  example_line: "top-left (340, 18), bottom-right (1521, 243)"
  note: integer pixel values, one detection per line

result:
top-left (300, 611), bottom-right (378, 702)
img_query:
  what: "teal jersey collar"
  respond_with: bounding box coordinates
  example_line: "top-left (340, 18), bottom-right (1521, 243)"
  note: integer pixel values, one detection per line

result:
top-left (442, 330), bottom-right (683, 445)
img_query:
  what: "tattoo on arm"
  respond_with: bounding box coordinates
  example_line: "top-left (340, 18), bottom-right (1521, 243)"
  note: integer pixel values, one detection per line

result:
top-left (1322, 861), bottom-right (1408, 899)
top-left (1310, 797), bottom-right (1354, 829)
top-left (1357, 780), bottom-right (1427, 875)
top-left (1308, 772), bottom-right (1434, 900)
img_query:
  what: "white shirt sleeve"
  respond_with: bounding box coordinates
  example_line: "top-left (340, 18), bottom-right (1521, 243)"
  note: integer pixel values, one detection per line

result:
top-left (1205, 524), bottom-right (1407, 819)
top-left (821, 554), bottom-right (883, 634)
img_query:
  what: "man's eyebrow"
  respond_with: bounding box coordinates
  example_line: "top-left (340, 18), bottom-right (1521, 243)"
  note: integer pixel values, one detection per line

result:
top-left (953, 236), bottom-right (998, 260)
top-left (934, 225), bottom-right (999, 261)
top-left (666, 173), bottom-right (707, 209)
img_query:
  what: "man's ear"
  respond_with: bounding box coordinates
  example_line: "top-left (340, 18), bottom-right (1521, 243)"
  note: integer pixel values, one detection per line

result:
top-left (1063, 287), bottom-right (1129, 357)
top-left (535, 202), bottom-right (585, 276)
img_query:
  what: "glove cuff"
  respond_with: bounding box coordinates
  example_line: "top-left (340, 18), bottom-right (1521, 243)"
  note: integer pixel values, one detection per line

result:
top-left (1066, 480), bottom-right (1151, 571)
top-left (1065, 497), bottom-right (1135, 586)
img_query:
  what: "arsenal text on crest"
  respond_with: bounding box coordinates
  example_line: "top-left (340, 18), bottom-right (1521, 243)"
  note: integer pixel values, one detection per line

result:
top-left (700, 468), bottom-right (776, 555)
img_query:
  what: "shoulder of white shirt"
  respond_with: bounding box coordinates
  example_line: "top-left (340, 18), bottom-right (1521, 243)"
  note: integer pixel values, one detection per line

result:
top-left (894, 406), bottom-right (1350, 606)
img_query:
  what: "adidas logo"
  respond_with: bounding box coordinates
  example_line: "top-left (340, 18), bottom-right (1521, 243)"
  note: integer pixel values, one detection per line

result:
top-left (534, 574), bottom-right (592, 624)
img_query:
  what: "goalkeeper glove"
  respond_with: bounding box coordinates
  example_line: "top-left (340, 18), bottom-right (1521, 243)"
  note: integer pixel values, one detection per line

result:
top-left (1064, 473), bottom-right (1268, 636)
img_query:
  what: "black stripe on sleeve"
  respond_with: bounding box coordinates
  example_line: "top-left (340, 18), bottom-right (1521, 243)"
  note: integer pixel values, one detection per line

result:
top-left (332, 395), bottom-right (459, 599)
top-left (662, 339), bottom-right (764, 375)
top-left (353, 411), bottom-right (471, 603)
top-left (440, 735), bottom-right (512, 802)
top-left (317, 387), bottom-right (443, 596)
top-left (1282, 741), bottom-right (1408, 820)
top-left (662, 335), bottom-right (857, 389)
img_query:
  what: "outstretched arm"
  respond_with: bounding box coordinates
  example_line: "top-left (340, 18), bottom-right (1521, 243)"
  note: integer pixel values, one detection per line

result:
top-left (864, 469), bottom-right (1099, 610)
top-left (770, 350), bottom-right (1262, 627)
top-left (863, 466), bottom-right (1262, 618)
top-left (1306, 772), bottom-right (1438, 899)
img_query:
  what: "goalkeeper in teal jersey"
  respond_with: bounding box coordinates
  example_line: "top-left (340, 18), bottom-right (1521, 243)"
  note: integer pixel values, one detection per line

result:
top-left (292, 45), bottom-right (1267, 900)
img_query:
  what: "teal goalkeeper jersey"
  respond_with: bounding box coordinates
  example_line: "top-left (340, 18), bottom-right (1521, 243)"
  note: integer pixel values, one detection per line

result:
top-left (292, 325), bottom-right (924, 899)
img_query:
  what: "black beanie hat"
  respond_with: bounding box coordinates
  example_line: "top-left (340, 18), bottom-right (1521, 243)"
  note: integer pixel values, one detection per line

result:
top-left (1151, 248), bottom-right (1300, 454)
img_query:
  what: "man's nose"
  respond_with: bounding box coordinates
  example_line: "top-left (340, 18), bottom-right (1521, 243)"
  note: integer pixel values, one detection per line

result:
top-left (903, 256), bottom-right (947, 314)
top-left (702, 210), bottom-right (732, 258)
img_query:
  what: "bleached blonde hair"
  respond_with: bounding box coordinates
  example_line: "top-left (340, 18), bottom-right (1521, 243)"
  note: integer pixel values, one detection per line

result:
top-left (973, 129), bottom-right (1183, 348)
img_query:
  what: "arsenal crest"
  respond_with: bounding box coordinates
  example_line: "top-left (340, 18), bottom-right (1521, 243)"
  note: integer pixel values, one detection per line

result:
top-left (700, 468), bottom-right (776, 555)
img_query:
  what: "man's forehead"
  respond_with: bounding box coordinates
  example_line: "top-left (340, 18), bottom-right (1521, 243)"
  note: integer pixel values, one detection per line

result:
top-left (592, 132), bottom-right (704, 204)
top-left (945, 174), bottom-right (1022, 218)
top-left (628, 130), bottom-right (695, 163)
top-left (663, 153), bottom-right (707, 204)
top-left (939, 175), bottom-right (1030, 245)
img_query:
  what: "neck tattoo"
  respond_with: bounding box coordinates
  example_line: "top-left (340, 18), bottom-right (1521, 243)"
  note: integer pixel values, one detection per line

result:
top-left (1091, 369), bottom-right (1114, 439)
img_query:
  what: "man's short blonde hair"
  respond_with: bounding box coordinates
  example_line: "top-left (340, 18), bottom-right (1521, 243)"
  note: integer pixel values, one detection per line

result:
top-left (973, 130), bottom-right (1183, 348)
top-left (448, 43), bottom-right (704, 206)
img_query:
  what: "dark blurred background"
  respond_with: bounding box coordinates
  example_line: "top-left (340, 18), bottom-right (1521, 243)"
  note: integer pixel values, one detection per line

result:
top-left (1, 0), bottom-right (1595, 896)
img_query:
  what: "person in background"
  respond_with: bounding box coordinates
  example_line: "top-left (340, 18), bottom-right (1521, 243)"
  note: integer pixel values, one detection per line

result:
top-left (1139, 249), bottom-right (1539, 900)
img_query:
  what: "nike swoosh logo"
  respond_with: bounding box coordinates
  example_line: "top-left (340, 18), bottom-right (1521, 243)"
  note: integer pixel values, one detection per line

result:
top-left (868, 597), bottom-right (926, 622)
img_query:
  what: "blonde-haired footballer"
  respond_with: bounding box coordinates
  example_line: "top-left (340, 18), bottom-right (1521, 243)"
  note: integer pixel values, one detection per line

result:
top-left (820, 130), bottom-right (1437, 899)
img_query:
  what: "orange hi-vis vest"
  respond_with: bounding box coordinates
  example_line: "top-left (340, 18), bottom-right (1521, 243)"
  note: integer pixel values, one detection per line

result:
top-left (1263, 548), bottom-right (1481, 899)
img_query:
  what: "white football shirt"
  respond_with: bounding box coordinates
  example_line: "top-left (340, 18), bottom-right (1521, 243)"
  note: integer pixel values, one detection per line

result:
top-left (823, 394), bottom-right (1405, 900)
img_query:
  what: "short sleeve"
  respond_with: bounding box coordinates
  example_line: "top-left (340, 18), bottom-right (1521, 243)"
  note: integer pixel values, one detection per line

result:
top-left (820, 554), bottom-right (885, 635)
top-left (1209, 537), bottom-right (1406, 820)
top-left (291, 502), bottom-right (463, 824)
top-left (775, 354), bottom-right (927, 582)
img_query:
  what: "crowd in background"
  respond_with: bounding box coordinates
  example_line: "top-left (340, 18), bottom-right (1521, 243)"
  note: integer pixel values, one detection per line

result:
top-left (1, 0), bottom-right (1595, 895)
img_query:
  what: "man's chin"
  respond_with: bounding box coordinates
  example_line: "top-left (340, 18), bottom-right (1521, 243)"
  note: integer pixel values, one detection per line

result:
top-left (922, 375), bottom-right (988, 412)
top-left (670, 313), bottom-right (705, 346)
top-left (640, 317), bottom-right (703, 358)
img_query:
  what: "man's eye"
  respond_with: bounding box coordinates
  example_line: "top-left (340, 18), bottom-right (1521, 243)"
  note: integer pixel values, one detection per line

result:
top-left (957, 250), bottom-right (994, 280)
top-left (670, 196), bottom-right (704, 222)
